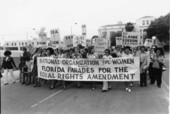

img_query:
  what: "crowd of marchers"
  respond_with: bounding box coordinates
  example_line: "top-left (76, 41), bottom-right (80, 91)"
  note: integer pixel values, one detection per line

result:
top-left (0, 45), bottom-right (166, 93)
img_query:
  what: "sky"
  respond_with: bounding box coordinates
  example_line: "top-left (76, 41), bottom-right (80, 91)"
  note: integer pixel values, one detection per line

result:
top-left (0, 0), bottom-right (169, 42)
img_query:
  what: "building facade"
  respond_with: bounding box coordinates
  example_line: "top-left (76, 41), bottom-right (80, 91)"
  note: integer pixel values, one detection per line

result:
top-left (98, 16), bottom-right (156, 46)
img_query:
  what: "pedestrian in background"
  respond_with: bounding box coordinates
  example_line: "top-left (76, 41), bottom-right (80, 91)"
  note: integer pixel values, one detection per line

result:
top-left (150, 48), bottom-right (165, 88)
top-left (148, 45), bottom-right (157, 83)
top-left (1, 50), bottom-right (17, 85)
top-left (139, 46), bottom-right (149, 87)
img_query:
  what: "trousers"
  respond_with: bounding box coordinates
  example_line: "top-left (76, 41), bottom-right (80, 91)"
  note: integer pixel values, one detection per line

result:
top-left (3, 69), bottom-right (16, 83)
top-left (102, 81), bottom-right (112, 90)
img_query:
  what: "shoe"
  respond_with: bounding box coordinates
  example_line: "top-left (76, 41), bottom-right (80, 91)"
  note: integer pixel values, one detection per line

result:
top-left (37, 84), bottom-right (41, 87)
top-left (49, 86), bottom-right (55, 89)
top-left (125, 88), bottom-right (129, 91)
top-left (157, 85), bottom-right (161, 88)
top-left (128, 88), bottom-right (131, 92)
top-left (21, 82), bottom-right (25, 84)
top-left (77, 85), bottom-right (81, 88)
top-left (4, 83), bottom-right (9, 85)
top-left (130, 83), bottom-right (133, 87)
top-left (13, 81), bottom-right (16, 83)
top-left (62, 86), bottom-right (66, 90)
top-left (102, 90), bottom-right (108, 92)
top-left (25, 82), bottom-right (30, 86)
top-left (108, 88), bottom-right (112, 90)
top-left (33, 84), bottom-right (38, 87)
top-left (91, 87), bottom-right (95, 90)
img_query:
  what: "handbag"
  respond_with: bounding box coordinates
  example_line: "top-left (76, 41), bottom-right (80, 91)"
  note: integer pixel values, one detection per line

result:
top-left (161, 63), bottom-right (166, 71)
top-left (162, 65), bottom-right (167, 71)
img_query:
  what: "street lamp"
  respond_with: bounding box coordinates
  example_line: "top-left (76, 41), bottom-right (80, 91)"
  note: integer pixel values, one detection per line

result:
top-left (71, 23), bottom-right (77, 35)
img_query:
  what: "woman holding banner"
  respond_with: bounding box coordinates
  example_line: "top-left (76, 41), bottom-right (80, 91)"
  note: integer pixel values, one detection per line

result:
top-left (32, 48), bottom-right (42, 87)
top-left (122, 46), bottom-right (133, 92)
top-left (46, 47), bottom-right (56, 89)
top-left (72, 47), bottom-right (82, 88)
top-left (102, 49), bottom-right (113, 92)
top-left (87, 47), bottom-right (97, 90)
top-left (55, 48), bottom-right (67, 90)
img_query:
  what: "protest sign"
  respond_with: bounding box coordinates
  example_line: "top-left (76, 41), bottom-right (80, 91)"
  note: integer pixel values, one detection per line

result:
top-left (82, 24), bottom-right (86, 36)
top-left (116, 37), bottom-right (122, 46)
top-left (64, 35), bottom-right (74, 49)
top-left (37, 32), bottom-right (47, 47)
top-left (37, 57), bottom-right (140, 81)
top-left (50, 29), bottom-right (61, 47)
top-left (73, 35), bottom-right (86, 47)
top-left (122, 32), bottom-right (141, 47)
top-left (144, 38), bottom-right (153, 47)
top-left (94, 38), bottom-right (108, 54)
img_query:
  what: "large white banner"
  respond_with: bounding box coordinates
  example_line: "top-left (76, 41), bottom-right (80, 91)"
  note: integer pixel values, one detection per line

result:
top-left (94, 38), bottom-right (108, 54)
top-left (37, 57), bottom-right (140, 81)
top-left (73, 35), bottom-right (86, 47)
top-left (50, 29), bottom-right (61, 47)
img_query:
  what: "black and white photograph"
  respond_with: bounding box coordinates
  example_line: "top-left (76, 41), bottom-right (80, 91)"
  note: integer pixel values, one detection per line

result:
top-left (0, 0), bottom-right (169, 114)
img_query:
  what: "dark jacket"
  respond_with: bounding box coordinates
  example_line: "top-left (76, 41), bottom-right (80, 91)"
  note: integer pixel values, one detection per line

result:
top-left (1, 57), bottom-right (16, 69)
top-left (23, 51), bottom-right (31, 62)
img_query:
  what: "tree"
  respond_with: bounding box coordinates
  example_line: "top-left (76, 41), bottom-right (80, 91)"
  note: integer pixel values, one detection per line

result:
top-left (110, 31), bottom-right (122, 46)
top-left (125, 22), bottom-right (134, 32)
top-left (146, 13), bottom-right (169, 42)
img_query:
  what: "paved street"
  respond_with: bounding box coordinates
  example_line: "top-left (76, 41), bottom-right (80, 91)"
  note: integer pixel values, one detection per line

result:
top-left (1, 53), bottom-right (169, 114)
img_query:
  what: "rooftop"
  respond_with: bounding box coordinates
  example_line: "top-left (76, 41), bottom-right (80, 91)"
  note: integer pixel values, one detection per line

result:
top-left (140, 16), bottom-right (155, 18)
top-left (101, 23), bottom-right (126, 28)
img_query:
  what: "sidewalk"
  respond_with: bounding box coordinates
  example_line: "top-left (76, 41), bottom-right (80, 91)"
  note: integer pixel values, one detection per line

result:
top-left (1, 70), bottom-right (20, 86)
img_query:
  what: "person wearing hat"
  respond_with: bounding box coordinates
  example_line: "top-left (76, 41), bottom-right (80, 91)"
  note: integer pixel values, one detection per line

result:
top-left (1, 50), bottom-right (17, 85)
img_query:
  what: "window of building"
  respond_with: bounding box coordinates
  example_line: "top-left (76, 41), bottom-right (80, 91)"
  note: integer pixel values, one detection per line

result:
top-left (102, 32), bottom-right (107, 38)
top-left (25, 42), bottom-right (27, 45)
top-left (12, 43), bottom-right (13, 46)
top-left (147, 20), bottom-right (149, 25)
top-left (7, 43), bottom-right (8, 46)
top-left (22, 42), bottom-right (24, 45)
top-left (142, 20), bottom-right (145, 25)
